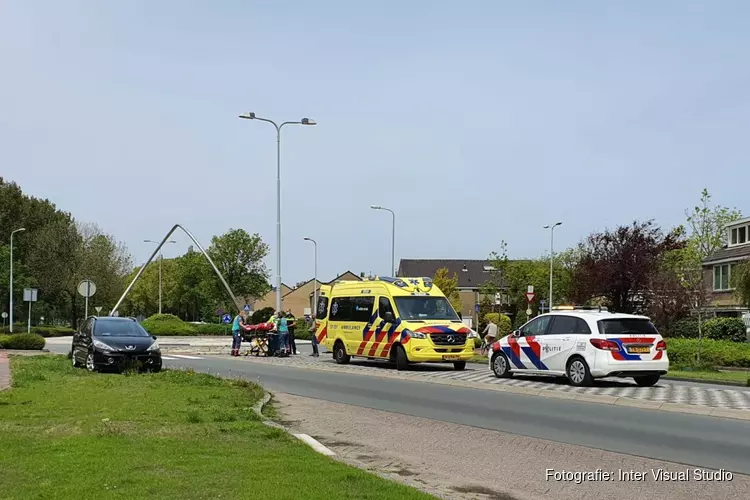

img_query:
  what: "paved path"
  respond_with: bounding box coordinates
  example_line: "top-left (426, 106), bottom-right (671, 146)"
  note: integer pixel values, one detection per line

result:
top-left (218, 350), bottom-right (750, 411)
top-left (0, 352), bottom-right (9, 391)
top-left (276, 392), bottom-right (750, 500)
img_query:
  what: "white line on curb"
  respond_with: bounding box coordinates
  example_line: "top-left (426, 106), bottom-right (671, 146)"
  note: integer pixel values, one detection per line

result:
top-left (169, 355), bottom-right (203, 359)
top-left (293, 433), bottom-right (336, 456)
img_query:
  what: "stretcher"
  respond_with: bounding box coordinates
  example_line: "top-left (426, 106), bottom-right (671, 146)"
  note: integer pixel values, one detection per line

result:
top-left (241, 322), bottom-right (275, 357)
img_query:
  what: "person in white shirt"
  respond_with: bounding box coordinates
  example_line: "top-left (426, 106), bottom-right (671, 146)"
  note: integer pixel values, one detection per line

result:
top-left (482, 320), bottom-right (498, 346)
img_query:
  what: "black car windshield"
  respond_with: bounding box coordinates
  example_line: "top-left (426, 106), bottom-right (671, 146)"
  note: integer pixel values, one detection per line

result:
top-left (394, 296), bottom-right (459, 321)
top-left (597, 318), bottom-right (659, 335)
top-left (94, 320), bottom-right (150, 337)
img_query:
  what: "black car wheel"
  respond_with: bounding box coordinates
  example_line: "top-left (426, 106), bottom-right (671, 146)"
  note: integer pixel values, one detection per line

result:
top-left (71, 349), bottom-right (79, 368)
top-left (85, 352), bottom-right (97, 372)
top-left (634, 374), bottom-right (660, 387)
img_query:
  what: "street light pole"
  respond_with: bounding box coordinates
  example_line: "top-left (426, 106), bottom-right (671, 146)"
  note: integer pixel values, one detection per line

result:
top-left (144, 239), bottom-right (176, 315)
top-left (543, 222), bottom-right (562, 310)
top-left (239, 112), bottom-right (317, 312)
top-left (303, 237), bottom-right (318, 316)
top-left (9, 228), bottom-right (26, 333)
top-left (370, 205), bottom-right (396, 276)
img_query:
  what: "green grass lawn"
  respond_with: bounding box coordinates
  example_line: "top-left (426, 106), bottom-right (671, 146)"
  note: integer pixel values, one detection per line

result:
top-left (0, 356), bottom-right (435, 500)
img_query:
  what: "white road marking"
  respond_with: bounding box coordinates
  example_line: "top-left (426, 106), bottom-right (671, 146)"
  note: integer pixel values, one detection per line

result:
top-left (161, 356), bottom-right (178, 360)
top-left (168, 355), bottom-right (203, 360)
top-left (293, 434), bottom-right (336, 456)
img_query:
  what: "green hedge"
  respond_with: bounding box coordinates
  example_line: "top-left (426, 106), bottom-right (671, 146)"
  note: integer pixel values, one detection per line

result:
top-left (664, 317), bottom-right (748, 343)
top-left (138, 314), bottom-right (231, 336)
top-left (0, 333), bottom-right (46, 350)
top-left (0, 326), bottom-right (75, 337)
top-left (665, 338), bottom-right (750, 368)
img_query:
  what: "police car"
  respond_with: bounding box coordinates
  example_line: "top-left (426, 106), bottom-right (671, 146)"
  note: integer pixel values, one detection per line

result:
top-left (488, 306), bottom-right (669, 387)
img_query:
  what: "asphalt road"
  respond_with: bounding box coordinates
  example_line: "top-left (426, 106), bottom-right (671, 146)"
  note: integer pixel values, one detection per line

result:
top-left (46, 342), bottom-right (750, 475)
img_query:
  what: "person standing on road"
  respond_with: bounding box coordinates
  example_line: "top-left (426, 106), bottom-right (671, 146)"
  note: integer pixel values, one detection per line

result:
top-left (286, 309), bottom-right (298, 354)
top-left (308, 316), bottom-right (319, 357)
top-left (231, 311), bottom-right (247, 357)
top-left (277, 311), bottom-right (290, 356)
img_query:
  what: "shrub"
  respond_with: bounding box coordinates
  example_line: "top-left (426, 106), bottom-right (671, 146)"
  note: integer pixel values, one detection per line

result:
top-left (0, 326), bottom-right (75, 337)
top-left (664, 317), bottom-right (699, 339)
top-left (703, 317), bottom-right (748, 343)
top-left (141, 314), bottom-right (196, 336)
top-left (193, 323), bottom-right (231, 335)
top-left (0, 333), bottom-right (46, 350)
top-left (483, 313), bottom-right (512, 336)
top-left (664, 338), bottom-right (750, 368)
top-left (251, 307), bottom-right (275, 325)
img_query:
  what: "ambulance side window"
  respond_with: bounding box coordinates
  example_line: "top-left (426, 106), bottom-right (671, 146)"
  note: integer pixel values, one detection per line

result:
top-left (316, 296), bottom-right (329, 320)
top-left (351, 296), bottom-right (375, 322)
top-left (329, 297), bottom-right (354, 321)
top-left (379, 297), bottom-right (394, 318)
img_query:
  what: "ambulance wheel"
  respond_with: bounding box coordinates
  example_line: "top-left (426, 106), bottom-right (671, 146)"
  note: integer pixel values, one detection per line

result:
top-left (395, 346), bottom-right (409, 371)
top-left (566, 356), bottom-right (593, 387)
top-left (453, 361), bottom-right (466, 371)
top-left (491, 352), bottom-right (512, 378)
top-left (334, 341), bottom-right (350, 365)
top-left (634, 374), bottom-right (660, 387)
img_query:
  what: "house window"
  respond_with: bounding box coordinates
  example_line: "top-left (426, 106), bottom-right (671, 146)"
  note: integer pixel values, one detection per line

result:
top-left (739, 226), bottom-right (747, 245)
top-left (730, 225), bottom-right (749, 246)
top-left (731, 228), bottom-right (738, 245)
top-left (713, 264), bottom-right (733, 291)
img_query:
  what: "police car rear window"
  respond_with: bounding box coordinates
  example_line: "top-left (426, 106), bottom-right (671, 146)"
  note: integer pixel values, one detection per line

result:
top-left (597, 318), bottom-right (658, 335)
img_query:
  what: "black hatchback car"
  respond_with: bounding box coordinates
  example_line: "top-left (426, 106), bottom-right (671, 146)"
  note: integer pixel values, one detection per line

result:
top-left (70, 316), bottom-right (162, 373)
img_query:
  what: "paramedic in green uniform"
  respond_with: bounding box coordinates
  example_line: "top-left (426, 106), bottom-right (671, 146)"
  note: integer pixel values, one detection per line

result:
top-left (231, 311), bottom-right (247, 357)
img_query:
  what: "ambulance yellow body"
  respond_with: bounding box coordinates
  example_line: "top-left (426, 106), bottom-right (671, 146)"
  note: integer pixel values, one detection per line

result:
top-left (313, 277), bottom-right (473, 370)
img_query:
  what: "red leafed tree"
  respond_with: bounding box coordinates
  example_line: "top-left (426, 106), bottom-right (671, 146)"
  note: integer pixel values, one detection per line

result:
top-left (570, 220), bottom-right (685, 314)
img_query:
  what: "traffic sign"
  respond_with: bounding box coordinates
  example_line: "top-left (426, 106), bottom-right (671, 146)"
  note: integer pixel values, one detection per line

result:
top-left (23, 288), bottom-right (38, 302)
top-left (526, 308), bottom-right (532, 316)
top-left (217, 308), bottom-right (223, 317)
top-left (77, 280), bottom-right (96, 298)
top-left (527, 285), bottom-right (534, 294)
top-left (525, 291), bottom-right (536, 303)
top-left (474, 303), bottom-right (480, 313)
top-left (494, 293), bottom-right (501, 305)
top-left (221, 313), bottom-right (232, 324)
top-left (243, 304), bottom-right (251, 312)
top-left (95, 306), bottom-right (103, 315)
top-left (1, 312), bottom-right (7, 319)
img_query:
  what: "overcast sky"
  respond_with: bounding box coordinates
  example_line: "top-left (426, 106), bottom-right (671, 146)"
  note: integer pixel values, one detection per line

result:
top-left (1, 1), bottom-right (748, 285)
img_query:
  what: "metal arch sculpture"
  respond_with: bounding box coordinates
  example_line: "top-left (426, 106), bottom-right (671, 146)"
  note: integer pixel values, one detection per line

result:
top-left (109, 224), bottom-right (240, 317)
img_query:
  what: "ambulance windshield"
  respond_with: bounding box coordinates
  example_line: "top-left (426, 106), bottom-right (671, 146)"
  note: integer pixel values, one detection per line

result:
top-left (394, 296), bottom-right (459, 321)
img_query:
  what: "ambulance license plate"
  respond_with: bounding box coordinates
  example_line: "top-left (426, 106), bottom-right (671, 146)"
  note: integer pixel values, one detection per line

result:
top-left (627, 346), bottom-right (650, 354)
top-left (442, 355), bottom-right (460, 361)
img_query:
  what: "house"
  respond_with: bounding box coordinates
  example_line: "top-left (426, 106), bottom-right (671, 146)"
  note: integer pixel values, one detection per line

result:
top-left (248, 283), bottom-right (293, 313)
top-left (397, 259), bottom-right (507, 327)
top-left (702, 216), bottom-right (750, 318)
top-left (251, 271), bottom-right (362, 318)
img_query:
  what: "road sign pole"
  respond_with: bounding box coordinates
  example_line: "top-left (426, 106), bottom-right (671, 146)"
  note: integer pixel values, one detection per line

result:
top-left (28, 298), bottom-right (32, 334)
top-left (85, 281), bottom-right (90, 319)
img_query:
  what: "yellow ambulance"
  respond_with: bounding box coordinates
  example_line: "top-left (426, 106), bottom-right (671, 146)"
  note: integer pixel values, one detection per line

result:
top-left (312, 276), bottom-right (474, 370)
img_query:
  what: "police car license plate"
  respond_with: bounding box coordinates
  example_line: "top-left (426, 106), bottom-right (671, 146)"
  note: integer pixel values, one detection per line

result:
top-left (442, 355), bottom-right (460, 361)
top-left (627, 346), bottom-right (650, 354)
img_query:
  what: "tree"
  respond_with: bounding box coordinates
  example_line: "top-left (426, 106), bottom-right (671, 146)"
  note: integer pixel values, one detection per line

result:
top-left (734, 261), bottom-right (750, 308)
top-left (206, 229), bottom-right (271, 311)
top-left (432, 267), bottom-right (462, 313)
top-left (570, 220), bottom-right (683, 314)
top-left (666, 189), bottom-right (741, 361)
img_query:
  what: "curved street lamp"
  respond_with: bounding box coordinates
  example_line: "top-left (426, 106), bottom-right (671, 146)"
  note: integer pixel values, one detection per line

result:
top-left (370, 205), bottom-right (396, 276)
top-left (9, 228), bottom-right (26, 333)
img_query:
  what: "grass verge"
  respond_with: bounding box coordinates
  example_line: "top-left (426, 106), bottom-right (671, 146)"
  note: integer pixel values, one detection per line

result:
top-left (0, 355), bottom-right (435, 500)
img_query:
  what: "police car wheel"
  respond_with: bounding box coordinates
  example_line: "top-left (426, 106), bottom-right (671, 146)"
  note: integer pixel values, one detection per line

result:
top-left (633, 374), bottom-right (660, 387)
top-left (566, 357), bottom-right (593, 387)
top-left (491, 352), bottom-right (511, 378)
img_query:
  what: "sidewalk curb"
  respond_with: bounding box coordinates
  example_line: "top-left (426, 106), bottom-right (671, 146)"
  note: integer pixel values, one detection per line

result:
top-left (250, 390), bottom-right (337, 456)
top-left (233, 357), bottom-right (750, 422)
